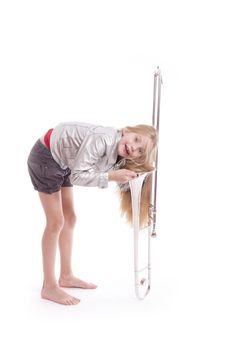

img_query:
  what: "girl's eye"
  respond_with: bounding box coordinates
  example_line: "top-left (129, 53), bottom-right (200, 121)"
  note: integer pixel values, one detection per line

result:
top-left (135, 137), bottom-right (138, 142)
top-left (139, 148), bottom-right (143, 154)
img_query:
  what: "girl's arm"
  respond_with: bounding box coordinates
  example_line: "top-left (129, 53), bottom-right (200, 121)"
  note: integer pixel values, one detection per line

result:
top-left (70, 134), bottom-right (136, 188)
top-left (108, 169), bottom-right (137, 183)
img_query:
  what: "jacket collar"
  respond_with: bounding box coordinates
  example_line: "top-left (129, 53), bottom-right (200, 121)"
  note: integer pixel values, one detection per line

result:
top-left (108, 129), bottom-right (124, 167)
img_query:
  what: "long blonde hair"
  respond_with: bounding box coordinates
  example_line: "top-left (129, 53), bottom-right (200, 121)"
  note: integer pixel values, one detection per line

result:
top-left (117, 124), bottom-right (158, 229)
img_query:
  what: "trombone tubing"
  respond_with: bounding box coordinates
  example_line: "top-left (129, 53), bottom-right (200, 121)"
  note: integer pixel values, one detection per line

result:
top-left (129, 68), bottom-right (162, 300)
top-left (151, 68), bottom-right (162, 236)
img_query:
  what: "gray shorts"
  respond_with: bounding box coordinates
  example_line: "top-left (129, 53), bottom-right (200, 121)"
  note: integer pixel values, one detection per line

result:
top-left (27, 139), bottom-right (73, 194)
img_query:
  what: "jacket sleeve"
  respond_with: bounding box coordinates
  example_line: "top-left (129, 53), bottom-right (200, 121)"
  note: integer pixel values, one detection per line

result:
top-left (70, 133), bottom-right (109, 188)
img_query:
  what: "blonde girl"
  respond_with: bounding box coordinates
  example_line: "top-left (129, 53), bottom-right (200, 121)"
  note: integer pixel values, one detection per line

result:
top-left (27, 122), bottom-right (157, 305)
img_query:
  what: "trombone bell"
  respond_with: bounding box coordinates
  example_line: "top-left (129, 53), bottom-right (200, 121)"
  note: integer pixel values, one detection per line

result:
top-left (129, 173), bottom-right (152, 300)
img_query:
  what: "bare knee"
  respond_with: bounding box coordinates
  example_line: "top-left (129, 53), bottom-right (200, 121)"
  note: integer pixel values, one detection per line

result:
top-left (64, 213), bottom-right (77, 229)
top-left (45, 216), bottom-right (65, 234)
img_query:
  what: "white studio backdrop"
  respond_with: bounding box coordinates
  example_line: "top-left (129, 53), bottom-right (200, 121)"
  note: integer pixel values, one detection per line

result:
top-left (0, 0), bottom-right (233, 349)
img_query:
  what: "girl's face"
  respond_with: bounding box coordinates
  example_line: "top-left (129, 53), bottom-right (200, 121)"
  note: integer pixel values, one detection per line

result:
top-left (118, 132), bottom-right (152, 159)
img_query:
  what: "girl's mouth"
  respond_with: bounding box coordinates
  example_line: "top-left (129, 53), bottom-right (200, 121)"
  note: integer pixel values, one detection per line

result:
top-left (125, 144), bottom-right (130, 156)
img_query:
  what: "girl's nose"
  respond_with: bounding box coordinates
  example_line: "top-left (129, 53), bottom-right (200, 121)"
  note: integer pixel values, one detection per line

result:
top-left (132, 144), bottom-right (139, 152)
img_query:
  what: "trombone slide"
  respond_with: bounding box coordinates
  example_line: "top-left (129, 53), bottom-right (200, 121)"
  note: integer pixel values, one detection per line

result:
top-left (129, 67), bottom-right (162, 299)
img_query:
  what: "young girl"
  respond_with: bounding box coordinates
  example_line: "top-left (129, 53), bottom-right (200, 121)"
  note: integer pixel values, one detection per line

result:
top-left (27, 122), bottom-right (157, 305)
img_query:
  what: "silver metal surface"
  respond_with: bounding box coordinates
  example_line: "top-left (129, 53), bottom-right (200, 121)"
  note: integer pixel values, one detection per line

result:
top-left (129, 173), bottom-right (151, 299)
top-left (151, 67), bottom-right (162, 237)
top-left (129, 67), bottom-right (162, 299)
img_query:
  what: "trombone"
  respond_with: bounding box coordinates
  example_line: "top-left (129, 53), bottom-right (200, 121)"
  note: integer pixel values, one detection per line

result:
top-left (129, 67), bottom-right (162, 299)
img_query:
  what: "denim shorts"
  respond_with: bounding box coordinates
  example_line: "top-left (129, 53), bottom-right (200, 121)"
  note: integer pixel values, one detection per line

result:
top-left (27, 139), bottom-right (73, 194)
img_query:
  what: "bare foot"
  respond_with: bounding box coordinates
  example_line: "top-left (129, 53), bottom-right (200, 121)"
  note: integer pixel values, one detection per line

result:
top-left (59, 276), bottom-right (97, 289)
top-left (41, 285), bottom-right (80, 305)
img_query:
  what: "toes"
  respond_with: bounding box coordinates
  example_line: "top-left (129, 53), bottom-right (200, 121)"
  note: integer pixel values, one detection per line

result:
top-left (65, 297), bottom-right (80, 305)
top-left (70, 298), bottom-right (80, 305)
top-left (88, 283), bottom-right (97, 289)
top-left (66, 298), bottom-right (73, 305)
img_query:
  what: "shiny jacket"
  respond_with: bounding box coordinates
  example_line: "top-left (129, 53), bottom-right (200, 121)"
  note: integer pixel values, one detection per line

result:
top-left (50, 122), bottom-right (125, 188)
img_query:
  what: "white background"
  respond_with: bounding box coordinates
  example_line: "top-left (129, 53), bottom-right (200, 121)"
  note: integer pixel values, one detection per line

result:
top-left (0, 0), bottom-right (233, 349)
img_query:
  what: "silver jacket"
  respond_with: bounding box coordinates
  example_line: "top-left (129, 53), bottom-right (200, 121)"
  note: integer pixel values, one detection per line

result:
top-left (50, 122), bottom-right (125, 188)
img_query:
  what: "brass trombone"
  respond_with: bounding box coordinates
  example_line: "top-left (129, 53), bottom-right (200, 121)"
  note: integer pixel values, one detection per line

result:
top-left (129, 67), bottom-right (162, 299)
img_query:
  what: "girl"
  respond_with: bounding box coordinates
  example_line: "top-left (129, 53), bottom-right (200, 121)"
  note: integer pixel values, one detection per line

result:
top-left (27, 122), bottom-right (157, 305)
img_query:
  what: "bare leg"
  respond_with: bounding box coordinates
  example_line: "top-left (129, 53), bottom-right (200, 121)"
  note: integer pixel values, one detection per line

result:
top-left (58, 187), bottom-right (97, 289)
top-left (39, 191), bottom-right (80, 305)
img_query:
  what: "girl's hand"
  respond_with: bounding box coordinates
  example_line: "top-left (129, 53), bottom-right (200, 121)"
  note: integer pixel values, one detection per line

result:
top-left (108, 169), bottom-right (137, 183)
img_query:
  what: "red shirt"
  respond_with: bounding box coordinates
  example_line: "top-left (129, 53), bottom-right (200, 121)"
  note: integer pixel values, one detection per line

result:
top-left (44, 129), bottom-right (53, 149)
